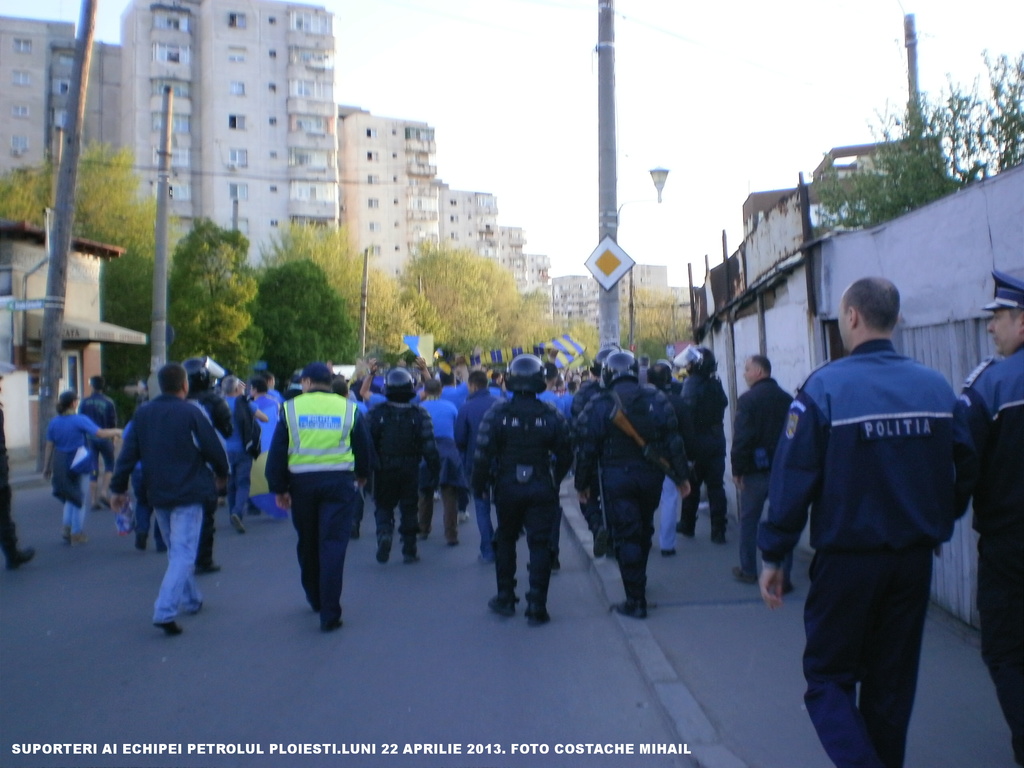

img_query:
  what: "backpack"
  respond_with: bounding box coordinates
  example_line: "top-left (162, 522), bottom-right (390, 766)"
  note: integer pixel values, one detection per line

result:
top-left (234, 396), bottom-right (262, 459)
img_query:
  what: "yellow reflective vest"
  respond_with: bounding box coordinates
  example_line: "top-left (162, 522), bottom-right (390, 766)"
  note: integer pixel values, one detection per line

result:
top-left (284, 391), bottom-right (358, 474)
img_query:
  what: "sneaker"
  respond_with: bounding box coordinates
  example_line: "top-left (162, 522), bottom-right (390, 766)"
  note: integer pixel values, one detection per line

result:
top-left (69, 533), bottom-right (88, 546)
top-left (732, 566), bottom-right (757, 584)
top-left (661, 548), bottom-right (677, 557)
top-left (230, 513), bottom-right (246, 534)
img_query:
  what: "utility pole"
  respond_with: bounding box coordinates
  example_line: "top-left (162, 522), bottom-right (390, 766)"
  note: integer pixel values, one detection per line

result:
top-left (37, 0), bottom-right (97, 470)
top-left (358, 248), bottom-right (369, 356)
top-left (148, 86), bottom-right (173, 400)
top-left (904, 14), bottom-right (919, 110)
top-left (597, 0), bottom-right (619, 348)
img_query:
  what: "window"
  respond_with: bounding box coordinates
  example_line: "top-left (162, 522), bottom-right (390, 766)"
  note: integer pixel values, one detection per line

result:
top-left (293, 115), bottom-right (325, 134)
top-left (229, 183), bottom-right (248, 200)
top-left (153, 43), bottom-right (189, 64)
top-left (228, 148), bottom-right (248, 167)
top-left (12, 71), bottom-right (30, 86)
top-left (290, 48), bottom-right (333, 69)
top-left (235, 218), bottom-right (249, 234)
top-left (229, 81), bottom-right (245, 96)
top-left (227, 48), bottom-right (246, 63)
top-left (228, 114), bottom-right (245, 130)
top-left (368, 245), bottom-right (381, 256)
top-left (269, 151), bottom-right (278, 159)
top-left (289, 79), bottom-right (332, 100)
top-left (269, 185), bottom-right (278, 192)
top-left (14, 38), bottom-right (32, 54)
top-left (366, 151), bottom-right (378, 161)
top-left (270, 219), bottom-right (278, 227)
top-left (366, 128), bottom-right (377, 138)
top-left (228, 12), bottom-right (246, 28)
top-left (367, 198), bottom-right (379, 209)
top-left (405, 126), bottom-right (434, 142)
top-left (11, 136), bottom-right (29, 154)
top-left (153, 147), bottom-right (190, 167)
top-left (288, 148), bottom-right (330, 168)
top-left (151, 113), bottom-right (191, 133)
top-left (151, 80), bottom-right (191, 98)
top-left (51, 109), bottom-right (67, 128)
top-left (367, 174), bottom-right (379, 184)
top-left (369, 222), bottom-right (381, 232)
top-left (167, 182), bottom-right (191, 201)
top-left (290, 11), bottom-right (331, 34)
top-left (55, 52), bottom-right (74, 67)
top-left (52, 78), bottom-right (71, 95)
top-left (268, 82), bottom-right (276, 92)
top-left (11, 105), bottom-right (29, 118)
top-left (290, 182), bottom-right (336, 202)
top-left (269, 16), bottom-right (276, 24)
top-left (268, 117), bottom-right (277, 126)
top-left (269, 49), bottom-right (276, 59)
top-left (154, 13), bottom-right (189, 31)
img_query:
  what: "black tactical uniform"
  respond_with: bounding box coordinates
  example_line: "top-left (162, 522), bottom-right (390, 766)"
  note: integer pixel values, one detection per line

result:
top-left (576, 351), bottom-right (688, 618)
top-left (367, 368), bottom-right (440, 564)
top-left (473, 355), bottom-right (572, 625)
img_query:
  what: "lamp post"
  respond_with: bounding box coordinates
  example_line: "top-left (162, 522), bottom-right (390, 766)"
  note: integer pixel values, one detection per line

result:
top-left (626, 167), bottom-right (670, 350)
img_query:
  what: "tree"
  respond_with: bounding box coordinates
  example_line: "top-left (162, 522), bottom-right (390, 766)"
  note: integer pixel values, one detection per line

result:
top-left (253, 260), bottom-right (355, 378)
top-left (167, 219), bottom-right (260, 374)
top-left (817, 52), bottom-right (1024, 230)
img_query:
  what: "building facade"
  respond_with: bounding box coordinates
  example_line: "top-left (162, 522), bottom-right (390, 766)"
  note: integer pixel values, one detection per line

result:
top-left (120, 0), bottom-right (339, 253)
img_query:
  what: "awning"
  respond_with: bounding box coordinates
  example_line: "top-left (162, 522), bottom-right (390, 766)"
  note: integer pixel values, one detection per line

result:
top-left (25, 314), bottom-right (148, 345)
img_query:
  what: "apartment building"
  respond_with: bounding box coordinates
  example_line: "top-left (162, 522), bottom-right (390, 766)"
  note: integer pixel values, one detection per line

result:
top-left (552, 274), bottom-right (598, 326)
top-left (338, 106), bottom-right (440, 276)
top-left (1, 17), bottom-right (120, 175)
top-left (436, 183), bottom-right (499, 258)
top-left (120, 0), bottom-right (339, 253)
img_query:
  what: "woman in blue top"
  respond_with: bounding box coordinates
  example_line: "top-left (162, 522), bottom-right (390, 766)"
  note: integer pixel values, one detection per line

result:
top-left (43, 390), bottom-right (122, 545)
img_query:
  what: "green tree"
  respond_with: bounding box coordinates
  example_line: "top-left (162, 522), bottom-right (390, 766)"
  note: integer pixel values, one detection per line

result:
top-left (253, 260), bottom-right (355, 378)
top-left (817, 52), bottom-right (1023, 230)
top-left (167, 219), bottom-right (260, 374)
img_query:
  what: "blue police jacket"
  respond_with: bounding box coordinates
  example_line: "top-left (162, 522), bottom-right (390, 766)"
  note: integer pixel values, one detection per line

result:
top-left (759, 339), bottom-right (978, 563)
top-left (960, 345), bottom-right (1024, 539)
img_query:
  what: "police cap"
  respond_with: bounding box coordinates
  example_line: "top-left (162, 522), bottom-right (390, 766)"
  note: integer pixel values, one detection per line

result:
top-left (983, 270), bottom-right (1024, 312)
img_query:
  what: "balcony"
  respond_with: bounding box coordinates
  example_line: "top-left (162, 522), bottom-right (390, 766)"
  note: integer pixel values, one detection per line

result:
top-left (406, 161), bottom-right (436, 177)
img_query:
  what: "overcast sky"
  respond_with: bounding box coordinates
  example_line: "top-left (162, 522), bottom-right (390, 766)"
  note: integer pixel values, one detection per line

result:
top-left (10, 0), bottom-right (1024, 287)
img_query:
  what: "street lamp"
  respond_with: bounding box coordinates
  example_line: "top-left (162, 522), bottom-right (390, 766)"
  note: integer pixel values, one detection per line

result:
top-left (627, 168), bottom-right (670, 349)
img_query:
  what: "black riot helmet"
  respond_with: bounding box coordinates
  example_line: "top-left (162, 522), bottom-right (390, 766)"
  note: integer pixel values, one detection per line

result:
top-left (590, 344), bottom-right (620, 376)
top-left (183, 356), bottom-right (220, 393)
top-left (384, 367), bottom-right (416, 403)
top-left (602, 350), bottom-right (639, 388)
top-left (647, 359), bottom-right (673, 391)
top-left (674, 345), bottom-right (717, 375)
top-left (506, 354), bottom-right (546, 394)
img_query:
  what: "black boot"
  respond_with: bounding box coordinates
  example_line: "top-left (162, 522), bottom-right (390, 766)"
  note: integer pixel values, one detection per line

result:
top-left (375, 533), bottom-right (392, 563)
top-left (488, 591), bottom-right (519, 617)
top-left (612, 597), bottom-right (647, 619)
top-left (525, 590), bottom-right (549, 625)
top-left (401, 536), bottom-right (419, 564)
top-left (5, 547), bottom-right (35, 570)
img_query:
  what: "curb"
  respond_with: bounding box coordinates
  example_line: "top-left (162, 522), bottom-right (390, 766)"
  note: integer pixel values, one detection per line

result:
top-left (559, 479), bottom-right (749, 768)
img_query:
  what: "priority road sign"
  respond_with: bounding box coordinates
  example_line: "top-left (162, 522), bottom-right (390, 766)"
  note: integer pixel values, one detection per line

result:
top-left (585, 236), bottom-right (634, 291)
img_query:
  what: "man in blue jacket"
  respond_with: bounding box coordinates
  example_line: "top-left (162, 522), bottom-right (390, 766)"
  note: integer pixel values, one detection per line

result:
top-left (455, 369), bottom-right (499, 562)
top-left (111, 363), bottom-right (229, 636)
top-left (759, 277), bottom-right (978, 768)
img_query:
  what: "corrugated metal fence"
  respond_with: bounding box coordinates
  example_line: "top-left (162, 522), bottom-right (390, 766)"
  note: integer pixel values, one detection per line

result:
top-left (895, 317), bottom-right (992, 627)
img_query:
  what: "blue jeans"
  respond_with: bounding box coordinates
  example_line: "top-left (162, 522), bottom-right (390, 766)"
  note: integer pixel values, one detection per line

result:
top-left (152, 504), bottom-right (204, 623)
top-left (62, 473), bottom-right (90, 534)
top-left (474, 492), bottom-right (494, 560)
top-left (227, 449), bottom-right (252, 519)
top-left (657, 475), bottom-right (679, 551)
top-left (739, 472), bottom-right (792, 581)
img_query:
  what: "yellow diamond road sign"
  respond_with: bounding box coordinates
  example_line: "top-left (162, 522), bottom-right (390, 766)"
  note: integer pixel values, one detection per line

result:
top-left (585, 236), bottom-right (634, 291)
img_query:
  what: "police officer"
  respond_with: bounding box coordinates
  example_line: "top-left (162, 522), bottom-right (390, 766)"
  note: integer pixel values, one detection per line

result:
top-left (575, 350), bottom-right (690, 618)
top-left (960, 270), bottom-right (1024, 766)
top-left (265, 362), bottom-right (371, 632)
top-left (366, 367), bottom-right (440, 565)
top-left (675, 345), bottom-right (729, 543)
top-left (570, 344), bottom-right (619, 556)
top-left (758, 277), bottom-right (978, 768)
top-left (183, 356), bottom-right (232, 574)
top-left (473, 354), bottom-right (572, 625)
top-left (647, 359), bottom-right (688, 556)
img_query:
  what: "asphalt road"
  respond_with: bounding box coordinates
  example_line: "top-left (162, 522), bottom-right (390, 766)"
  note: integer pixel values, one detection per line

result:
top-left (1, 484), bottom-right (696, 768)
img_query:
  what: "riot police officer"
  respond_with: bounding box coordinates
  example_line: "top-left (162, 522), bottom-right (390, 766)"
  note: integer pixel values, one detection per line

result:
top-left (575, 351), bottom-right (690, 618)
top-left (366, 368), bottom-right (440, 564)
top-left (647, 359), bottom-right (688, 556)
top-left (675, 345), bottom-right (729, 543)
top-left (183, 356), bottom-right (232, 574)
top-left (473, 354), bottom-right (572, 625)
top-left (570, 344), bottom-right (619, 556)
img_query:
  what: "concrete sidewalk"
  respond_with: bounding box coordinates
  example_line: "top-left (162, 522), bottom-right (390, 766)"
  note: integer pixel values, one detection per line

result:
top-left (557, 478), bottom-right (1015, 768)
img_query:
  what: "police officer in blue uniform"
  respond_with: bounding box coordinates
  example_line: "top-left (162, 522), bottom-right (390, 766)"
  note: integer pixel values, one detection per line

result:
top-left (571, 344), bottom-right (619, 556)
top-left (473, 354), bottom-right (572, 625)
top-left (575, 350), bottom-right (690, 619)
top-left (759, 277), bottom-right (978, 768)
top-left (366, 367), bottom-right (439, 565)
top-left (265, 362), bottom-right (372, 632)
top-left (961, 269), bottom-right (1024, 766)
